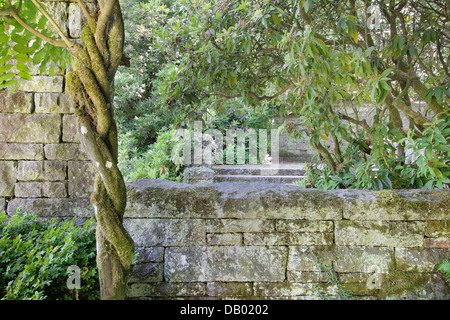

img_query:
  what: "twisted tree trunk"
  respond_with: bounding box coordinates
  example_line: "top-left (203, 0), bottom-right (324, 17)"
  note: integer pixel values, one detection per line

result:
top-left (66, 0), bottom-right (134, 300)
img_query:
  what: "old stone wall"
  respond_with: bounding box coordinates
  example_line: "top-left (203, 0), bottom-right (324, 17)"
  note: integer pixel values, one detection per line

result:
top-left (0, 1), bottom-right (447, 301)
top-left (0, 0), bottom-right (96, 220)
top-left (123, 179), bottom-right (449, 300)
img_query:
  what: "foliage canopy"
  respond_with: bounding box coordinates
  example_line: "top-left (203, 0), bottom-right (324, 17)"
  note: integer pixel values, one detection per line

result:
top-left (154, 0), bottom-right (449, 189)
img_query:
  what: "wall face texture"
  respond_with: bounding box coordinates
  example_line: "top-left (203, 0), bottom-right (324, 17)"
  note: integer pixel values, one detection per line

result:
top-left (0, 1), bottom-right (448, 301)
top-left (0, 0), bottom-right (96, 220)
top-left (123, 179), bottom-right (449, 300)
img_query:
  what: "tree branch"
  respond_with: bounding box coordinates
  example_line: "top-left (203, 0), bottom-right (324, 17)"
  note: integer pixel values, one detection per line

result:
top-left (337, 112), bottom-right (374, 141)
top-left (29, 0), bottom-right (73, 48)
top-left (210, 83), bottom-right (294, 102)
top-left (76, 0), bottom-right (95, 29)
top-left (95, 0), bottom-right (117, 62)
top-left (3, 0), bottom-right (67, 48)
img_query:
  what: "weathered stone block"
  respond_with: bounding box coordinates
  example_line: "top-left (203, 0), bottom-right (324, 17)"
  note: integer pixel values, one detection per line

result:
top-left (42, 182), bottom-right (67, 198)
top-left (0, 198), bottom-right (5, 212)
top-left (125, 179), bottom-right (219, 218)
top-left (129, 263), bottom-right (163, 283)
top-left (63, 115), bottom-right (79, 143)
top-left (0, 114), bottom-right (61, 143)
top-left (207, 233), bottom-right (242, 245)
top-left (253, 282), bottom-right (317, 297)
top-left (215, 184), bottom-right (343, 220)
top-left (17, 76), bottom-right (64, 93)
top-left (133, 247), bottom-right (164, 263)
top-left (35, 93), bottom-right (74, 114)
top-left (124, 218), bottom-right (205, 247)
top-left (17, 161), bottom-right (41, 181)
top-left (44, 143), bottom-right (88, 161)
top-left (15, 182), bottom-right (42, 198)
top-left (68, 161), bottom-right (95, 198)
top-left (183, 166), bottom-right (215, 184)
top-left (0, 161), bottom-right (17, 197)
top-left (244, 232), bottom-right (333, 246)
top-left (206, 219), bottom-right (275, 233)
top-left (424, 238), bottom-right (450, 248)
top-left (425, 221), bottom-right (450, 238)
top-left (44, 2), bottom-right (68, 36)
top-left (0, 143), bottom-right (44, 160)
top-left (7, 198), bottom-right (93, 217)
top-left (44, 160), bottom-right (67, 181)
top-left (286, 270), bottom-right (327, 283)
top-left (0, 91), bottom-right (33, 113)
top-left (276, 220), bottom-right (334, 233)
top-left (287, 246), bottom-right (393, 273)
top-left (380, 272), bottom-right (449, 299)
top-left (68, 2), bottom-right (97, 38)
top-left (332, 246), bottom-right (394, 273)
top-left (395, 248), bottom-right (449, 272)
top-left (18, 161), bottom-right (67, 181)
top-left (341, 189), bottom-right (450, 221)
top-left (335, 220), bottom-right (425, 247)
top-left (164, 246), bottom-right (287, 282)
top-left (206, 282), bottom-right (253, 297)
top-left (126, 282), bottom-right (206, 298)
top-left (259, 189), bottom-right (343, 220)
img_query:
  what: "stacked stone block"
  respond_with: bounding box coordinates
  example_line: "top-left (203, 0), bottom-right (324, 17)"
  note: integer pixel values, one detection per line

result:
top-left (124, 179), bottom-right (449, 300)
top-left (0, 0), bottom-right (96, 220)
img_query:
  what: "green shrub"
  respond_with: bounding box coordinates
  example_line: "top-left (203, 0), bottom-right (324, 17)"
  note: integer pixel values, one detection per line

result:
top-left (296, 116), bottom-right (450, 191)
top-left (119, 127), bottom-right (185, 182)
top-left (0, 210), bottom-right (99, 300)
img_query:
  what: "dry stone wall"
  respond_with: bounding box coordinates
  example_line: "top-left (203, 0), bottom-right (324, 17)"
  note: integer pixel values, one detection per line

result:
top-left (0, 0), bottom-right (96, 221)
top-left (0, 1), bottom-right (448, 301)
top-left (124, 179), bottom-right (449, 300)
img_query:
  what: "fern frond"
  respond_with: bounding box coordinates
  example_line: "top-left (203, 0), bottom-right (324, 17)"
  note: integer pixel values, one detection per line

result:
top-left (437, 259), bottom-right (450, 283)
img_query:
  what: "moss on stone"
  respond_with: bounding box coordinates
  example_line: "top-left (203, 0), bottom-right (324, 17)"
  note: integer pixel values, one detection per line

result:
top-left (374, 190), bottom-right (430, 214)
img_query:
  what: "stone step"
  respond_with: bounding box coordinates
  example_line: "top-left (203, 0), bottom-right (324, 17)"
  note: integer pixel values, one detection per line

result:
top-left (214, 174), bottom-right (305, 184)
top-left (212, 164), bottom-right (306, 177)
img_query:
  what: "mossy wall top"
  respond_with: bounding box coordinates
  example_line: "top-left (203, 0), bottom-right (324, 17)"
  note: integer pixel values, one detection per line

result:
top-left (123, 179), bottom-right (449, 300)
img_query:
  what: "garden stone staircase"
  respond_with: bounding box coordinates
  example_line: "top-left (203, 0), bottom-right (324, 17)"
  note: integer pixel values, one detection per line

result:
top-left (212, 164), bottom-right (306, 184)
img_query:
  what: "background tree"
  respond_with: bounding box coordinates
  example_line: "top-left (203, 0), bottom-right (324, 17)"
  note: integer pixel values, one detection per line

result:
top-left (0, 0), bottom-right (134, 299)
top-left (155, 0), bottom-right (449, 189)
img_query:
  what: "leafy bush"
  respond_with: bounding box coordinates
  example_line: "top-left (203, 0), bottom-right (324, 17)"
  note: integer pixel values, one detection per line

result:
top-left (204, 104), bottom-right (278, 165)
top-left (296, 115), bottom-right (450, 191)
top-left (119, 127), bottom-right (185, 182)
top-left (114, 0), bottom-right (181, 156)
top-left (0, 210), bottom-right (99, 300)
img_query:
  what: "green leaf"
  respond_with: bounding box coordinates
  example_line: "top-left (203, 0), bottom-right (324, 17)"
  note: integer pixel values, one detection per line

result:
top-left (304, 0), bottom-right (311, 13)
top-left (0, 72), bottom-right (16, 83)
top-left (14, 53), bottom-right (32, 64)
top-left (16, 63), bottom-right (31, 73)
top-left (380, 68), bottom-right (394, 79)
top-left (13, 44), bottom-right (35, 55)
top-left (0, 64), bottom-right (14, 74)
top-left (353, 30), bottom-right (358, 44)
top-left (272, 14), bottom-right (280, 26)
top-left (364, 46), bottom-right (375, 57)
top-left (11, 33), bottom-right (29, 46)
top-left (262, 16), bottom-right (267, 28)
top-left (0, 55), bottom-right (13, 65)
top-left (33, 47), bottom-right (48, 65)
top-left (0, 34), bottom-right (9, 43)
top-left (0, 79), bottom-right (18, 90)
top-left (408, 46), bottom-right (418, 57)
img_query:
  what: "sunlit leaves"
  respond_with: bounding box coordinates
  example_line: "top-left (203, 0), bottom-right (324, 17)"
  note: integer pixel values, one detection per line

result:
top-left (0, 0), bottom-right (71, 90)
